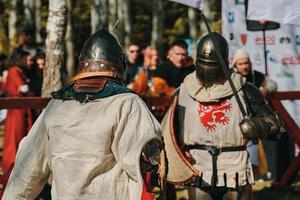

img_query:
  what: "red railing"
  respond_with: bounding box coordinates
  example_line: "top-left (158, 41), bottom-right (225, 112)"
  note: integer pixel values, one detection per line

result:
top-left (266, 91), bottom-right (300, 186)
top-left (0, 97), bottom-right (51, 109)
top-left (1, 92), bottom-right (300, 186)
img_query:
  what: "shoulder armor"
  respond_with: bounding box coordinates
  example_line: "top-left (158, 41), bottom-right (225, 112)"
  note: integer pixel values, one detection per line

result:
top-left (242, 82), bottom-right (273, 117)
top-left (242, 82), bottom-right (265, 105)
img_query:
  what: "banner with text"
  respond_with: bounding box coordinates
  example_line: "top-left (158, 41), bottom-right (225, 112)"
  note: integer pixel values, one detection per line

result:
top-left (247, 0), bottom-right (300, 26)
top-left (222, 0), bottom-right (300, 125)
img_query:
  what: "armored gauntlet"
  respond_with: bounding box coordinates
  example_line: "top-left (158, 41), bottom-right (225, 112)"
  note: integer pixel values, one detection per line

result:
top-left (241, 83), bottom-right (285, 139)
top-left (240, 116), bottom-right (281, 139)
top-left (141, 139), bottom-right (163, 187)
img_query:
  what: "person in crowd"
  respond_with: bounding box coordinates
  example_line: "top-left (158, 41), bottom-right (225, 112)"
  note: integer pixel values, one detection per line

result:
top-left (232, 48), bottom-right (278, 175)
top-left (36, 27), bottom-right (47, 54)
top-left (128, 46), bottom-right (160, 95)
top-left (124, 43), bottom-right (143, 85)
top-left (152, 39), bottom-right (194, 98)
top-left (0, 53), bottom-right (8, 127)
top-left (12, 25), bottom-right (39, 57)
top-left (0, 53), bottom-right (7, 75)
top-left (0, 53), bottom-right (8, 96)
top-left (27, 52), bottom-right (45, 97)
top-left (1, 49), bottom-right (34, 174)
top-left (161, 33), bottom-right (283, 200)
top-left (3, 29), bottom-right (163, 200)
top-left (232, 48), bottom-right (277, 96)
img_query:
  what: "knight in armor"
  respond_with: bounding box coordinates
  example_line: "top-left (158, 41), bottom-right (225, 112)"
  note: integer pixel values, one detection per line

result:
top-left (3, 29), bottom-right (163, 200)
top-left (161, 32), bottom-right (283, 200)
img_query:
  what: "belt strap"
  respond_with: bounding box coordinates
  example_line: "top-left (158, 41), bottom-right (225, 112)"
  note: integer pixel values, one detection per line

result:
top-left (185, 144), bottom-right (246, 190)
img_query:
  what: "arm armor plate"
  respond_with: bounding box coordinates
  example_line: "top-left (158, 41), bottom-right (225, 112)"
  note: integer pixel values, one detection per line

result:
top-left (140, 139), bottom-right (163, 187)
top-left (241, 82), bottom-right (284, 139)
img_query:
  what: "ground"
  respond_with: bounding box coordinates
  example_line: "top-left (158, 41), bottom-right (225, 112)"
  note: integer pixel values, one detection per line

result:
top-left (158, 179), bottom-right (300, 199)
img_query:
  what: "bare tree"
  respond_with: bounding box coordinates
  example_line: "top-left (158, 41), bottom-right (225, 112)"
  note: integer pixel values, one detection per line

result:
top-left (188, 7), bottom-right (198, 60)
top-left (116, 0), bottom-right (124, 46)
top-left (42, 0), bottom-right (67, 97)
top-left (199, 0), bottom-right (211, 36)
top-left (24, 0), bottom-right (35, 26)
top-left (108, 0), bottom-right (117, 32)
top-left (91, 0), bottom-right (108, 34)
top-left (151, 0), bottom-right (164, 54)
top-left (65, 0), bottom-right (74, 77)
top-left (122, 0), bottom-right (131, 48)
top-left (8, 0), bottom-right (18, 51)
top-left (34, 0), bottom-right (42, 42)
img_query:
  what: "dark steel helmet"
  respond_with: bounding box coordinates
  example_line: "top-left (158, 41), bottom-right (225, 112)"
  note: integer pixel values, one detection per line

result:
top-left (71, 29), bottom-right (126, 82)
top-left (195, 32), bottom-right (229, 87)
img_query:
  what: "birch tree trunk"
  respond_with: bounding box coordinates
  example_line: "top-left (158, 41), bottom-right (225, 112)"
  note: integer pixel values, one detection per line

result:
top-left (116, 0), bottom-right (124, 46)
top-left (24, 0), bottom-right (35, 27)
top-left (122, 0), bottom-right (131, 48)
top-left (9, 0), bottom-right (18, 51)
top-left (35, 0), bottom-right (42, 42)
top-left (91, 0), bottom-right (108, 34)
top-left (188, 7), bottom-right (198, 60)
top-left (42, 0), bottom-right (67, 97)
top-left (65, 0), bottom-right (74, 77)
top-left (199, 0), bottom-right (211, 36)
top-left (108, 0), bottom-right (117, 32)
top-left (151, 0), bottom-right (164, 54)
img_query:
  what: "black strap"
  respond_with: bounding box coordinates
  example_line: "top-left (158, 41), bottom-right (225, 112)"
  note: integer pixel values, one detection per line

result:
top-left (185, 144), bottom-right (246, 190)
top-left (183, 144), bottom-right (246, 153)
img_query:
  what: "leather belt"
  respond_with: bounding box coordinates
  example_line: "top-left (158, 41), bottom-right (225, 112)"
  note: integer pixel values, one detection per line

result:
top-left (184, 144), bottom-right (246, 189)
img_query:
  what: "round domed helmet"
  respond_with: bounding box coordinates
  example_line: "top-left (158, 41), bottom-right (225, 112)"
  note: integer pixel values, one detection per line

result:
top-left (195, 32), bottom-right (229, 87)
top-left (71, 29), bottom-right (126, 83)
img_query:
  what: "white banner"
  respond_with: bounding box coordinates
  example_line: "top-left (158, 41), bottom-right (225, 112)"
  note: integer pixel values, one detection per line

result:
top-left (169, 0), bottom-right (203, 9)
top-left (247, 0), bottom-right (300, 26)
top-left (222, 0), bottom-right (300, 125)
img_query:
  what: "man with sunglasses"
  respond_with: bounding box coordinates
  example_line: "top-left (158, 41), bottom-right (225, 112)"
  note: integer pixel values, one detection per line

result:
top-left (125, 44), bottom-right (143, 85)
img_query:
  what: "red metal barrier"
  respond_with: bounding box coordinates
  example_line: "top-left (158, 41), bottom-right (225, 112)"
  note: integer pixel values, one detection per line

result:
top-left (267, 91), bottom-right (300, 186)
top-left (1, 92), bottom-right (300, 187)
top-left (0, 97), bottom-right (51, 109)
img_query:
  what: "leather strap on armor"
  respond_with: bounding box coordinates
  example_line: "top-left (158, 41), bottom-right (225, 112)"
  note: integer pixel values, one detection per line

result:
top-left (70, 71), bottom-right (122, 82)
top-left (184, 144), bottom-right (246, 190)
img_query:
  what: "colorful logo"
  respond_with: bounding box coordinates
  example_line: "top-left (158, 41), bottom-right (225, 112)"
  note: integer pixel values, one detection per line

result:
top-left (254, 53), bottom-right (263, 66)
top-left (282, 55), bottom-right (300, 64)
top-left (276, 69), bottom-right (294, 78)
top-left (230, 33), bottom-right (234, 40)
top-left (198, 100), bottom-right (232, 132)
top-left (279, 36), bottom-right (291, 44)
top-left (269, 55), bottom-right (279, 63)
top-left (235, 0), bottom-right (245, 5)
top-left (228, 33), bottom-right (239, 46)
top-left (296, 35), bottom-right (300, 46)
top-left (255, 35), bottom-right (276, 45)
top-left (240, 33), bottom-right (247, 45)
top-left (228, 11), bottom-right (235, 24)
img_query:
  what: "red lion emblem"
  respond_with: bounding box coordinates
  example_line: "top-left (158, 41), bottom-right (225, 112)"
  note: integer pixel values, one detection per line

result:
top-left (198, 99), bottom-right (232, 132)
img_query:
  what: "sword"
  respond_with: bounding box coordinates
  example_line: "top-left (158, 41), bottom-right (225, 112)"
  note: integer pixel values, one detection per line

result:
top-left (199, 10), bottom-right (247, 118)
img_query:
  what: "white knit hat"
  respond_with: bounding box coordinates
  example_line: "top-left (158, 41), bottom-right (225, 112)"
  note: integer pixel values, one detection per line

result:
top-left (232, 49), bottom-right (250, 66)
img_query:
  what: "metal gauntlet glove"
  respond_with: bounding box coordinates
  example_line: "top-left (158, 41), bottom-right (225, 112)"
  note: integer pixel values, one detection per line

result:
top-left (240, 116), bottom-right (281, 139)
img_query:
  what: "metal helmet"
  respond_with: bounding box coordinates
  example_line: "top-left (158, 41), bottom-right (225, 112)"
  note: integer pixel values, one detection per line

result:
top-left (195, 32), bottom-right (229, 87)
top-left (71, 29), bottom-right (126, 82)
